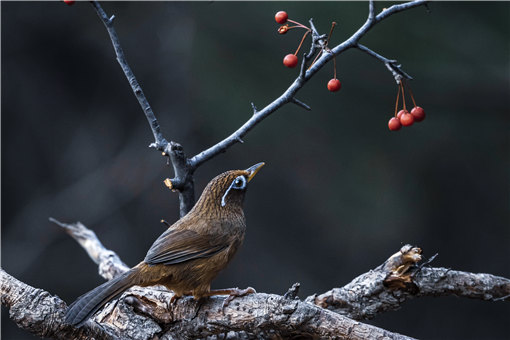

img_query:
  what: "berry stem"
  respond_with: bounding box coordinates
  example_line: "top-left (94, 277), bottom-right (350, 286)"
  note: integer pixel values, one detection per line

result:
top-left (308, 49), bottom-right (323, 70)
top-left (333, 57), bottom-right (337, 79)
top-left (394, 83), bottom-right (401, 117)
top-left (294, 29), bottom-right (310, 55)
top-left (400, 80), bottom-right (407, 111)
top-left (287, 19), bottom-right (310, 30)
top-left (327, 22), bottom-right (337, 45)
top-left (406, 81), bottom-right (418, 107)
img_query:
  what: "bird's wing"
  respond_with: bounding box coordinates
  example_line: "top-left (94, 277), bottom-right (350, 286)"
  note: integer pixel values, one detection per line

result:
top-left (144, 227), bottom-right (229, 266)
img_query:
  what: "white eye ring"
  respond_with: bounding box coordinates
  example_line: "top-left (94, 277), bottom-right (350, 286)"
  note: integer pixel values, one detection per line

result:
top-left (221, 176), bottom-right (247, 206)
top-left (231, 176), bottom-right (247, 190)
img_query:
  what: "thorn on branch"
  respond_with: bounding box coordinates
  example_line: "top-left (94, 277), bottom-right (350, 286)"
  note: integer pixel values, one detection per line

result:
top-left (251, 102), bottom-right (258, 115)
top-left (291, 97), bottom-right (311, 111)
top-left (108, 15), bottom-right (115, 25)
top-left (235, 136), bottom-right (245, 144)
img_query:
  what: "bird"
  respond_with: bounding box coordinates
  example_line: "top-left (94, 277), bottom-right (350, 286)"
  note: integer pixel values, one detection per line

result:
top-left (65, 162), bottom-right (265, 327)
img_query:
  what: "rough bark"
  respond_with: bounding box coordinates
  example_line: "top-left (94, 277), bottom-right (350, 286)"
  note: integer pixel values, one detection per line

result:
top-left (306, 245), bottom-right (510, 320)
top-left (3, 224), bottom-right (509, 339)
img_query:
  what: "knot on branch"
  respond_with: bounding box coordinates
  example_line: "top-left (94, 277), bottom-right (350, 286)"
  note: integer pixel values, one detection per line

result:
top-left (382, 245), bottom-right (422, 291)
top-left (148, 138), bottom-right (169, 153)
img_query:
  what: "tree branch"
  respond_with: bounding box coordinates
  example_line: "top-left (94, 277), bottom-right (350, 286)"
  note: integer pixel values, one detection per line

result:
top-left (49, 218), bottom-right (129, 280)
top-left (306, 245), bottom-right (510, 320)
top-left (355, 43), bottom-right (412, 83)
top-left (89, 1), bottom-right (428, 217)
top-left (189, 0), bottom-right (428, 168)
top-left (90, 1), bottom-right (195, 217)
top-left (6, 221), bottom-right (508, 339)
top-left (0, 269), bottom-right (117, 340)
top-left (2, 221), bottom-right (414, 339)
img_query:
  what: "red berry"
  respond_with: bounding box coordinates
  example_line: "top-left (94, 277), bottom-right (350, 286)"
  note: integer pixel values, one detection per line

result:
top-left (63, 0), bottom-right (75, 5)
top-left (327, 79), bottom-right (341, 92)
top-left (400, 112), bottom-right (415, 126)
top-left (283, 54), bottom-right (298, 68)
top-left (397, 109), bottom-right (407, 120)
top-left (388, 117), bottom-right (402, 131)
top-left (275, 11), bottom-right (288, 24)
top-left (410, 106), bottom-right (426, 122)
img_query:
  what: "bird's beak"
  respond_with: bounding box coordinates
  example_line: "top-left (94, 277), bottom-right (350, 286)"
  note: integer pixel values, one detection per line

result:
top-left (245, 162), bottom-right (265, 182)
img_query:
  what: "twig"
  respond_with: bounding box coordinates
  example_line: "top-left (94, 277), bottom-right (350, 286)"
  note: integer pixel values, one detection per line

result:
top-left (355, 43), bottom-right (413, 83)
top-left (90, 2), bottom-right (165, 151)
top-left (90, 1), bottom-right (195, 217)
top-left (291, 97), bottom-right (312, 111)
top-left (49, 217), bottom-right (129, 280)
top-left (306, 245), bottom-right (510, 320)
top-left (306, 0), bottom-right (428, 79)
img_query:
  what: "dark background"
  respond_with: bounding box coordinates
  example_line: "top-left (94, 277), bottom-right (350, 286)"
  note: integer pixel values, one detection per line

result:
top-left (2, 2), bottom-right (509, 339)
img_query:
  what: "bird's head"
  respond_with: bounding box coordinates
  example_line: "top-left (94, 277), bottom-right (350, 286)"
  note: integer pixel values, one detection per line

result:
top-left (195, 162), bottom-right (265, 211)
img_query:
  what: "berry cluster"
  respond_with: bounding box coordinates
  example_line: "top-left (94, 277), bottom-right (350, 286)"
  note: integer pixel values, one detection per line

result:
top-left (275, 11), bottom-right (341, 93)
top-left (388, 80), bottom-right (426, 131)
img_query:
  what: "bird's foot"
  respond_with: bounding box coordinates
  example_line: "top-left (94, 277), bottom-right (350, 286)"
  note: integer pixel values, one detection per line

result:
top-left (168, 291), bottom-right (192, 308)
top-left (169, 294), bottom-right (179, 307)
top-left (221, 287), bottom-right (257, 310)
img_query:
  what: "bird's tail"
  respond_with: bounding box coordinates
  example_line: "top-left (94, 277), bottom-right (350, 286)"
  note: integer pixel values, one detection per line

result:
top-left (65, 268), bottom-right (139, 327)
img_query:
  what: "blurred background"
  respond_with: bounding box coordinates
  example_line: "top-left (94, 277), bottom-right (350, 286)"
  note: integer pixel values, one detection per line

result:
top-left (2, 2), bottom-right (509, 339)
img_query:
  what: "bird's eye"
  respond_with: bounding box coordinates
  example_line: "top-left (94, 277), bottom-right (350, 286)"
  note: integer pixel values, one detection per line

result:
top-left (232, 176), bottom-right (246, 189)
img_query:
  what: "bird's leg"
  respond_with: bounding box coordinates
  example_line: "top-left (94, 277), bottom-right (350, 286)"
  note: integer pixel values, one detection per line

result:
top-left (168, 291), bottom-right (192, 308)
top-left (200, 287), bottom-right (256, 309)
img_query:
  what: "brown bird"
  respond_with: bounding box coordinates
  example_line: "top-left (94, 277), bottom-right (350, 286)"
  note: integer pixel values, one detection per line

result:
top-left (65, 162), bottom-right (264, 327)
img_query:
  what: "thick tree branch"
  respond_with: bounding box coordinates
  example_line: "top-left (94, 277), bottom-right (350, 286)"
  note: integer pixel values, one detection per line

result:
top-left (0, 269), bottom-right (117, 340)
top-left (0, 271), bottom-right (414, 340)
top-left (306, 245), bottom-right (510, 320)
top-left (6, 222), bottom-right (508, 339)
top-left (123, 287), bottom-right (415, 340)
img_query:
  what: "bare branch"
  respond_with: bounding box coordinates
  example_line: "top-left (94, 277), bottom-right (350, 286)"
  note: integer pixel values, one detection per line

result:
top-left (355, 44), bottom-right (412, 83)
top-left (308, 1), bottom-right (427, 79)
top-left (368, 0), bottom-right (375, 22)
top-left (89, 1), bottom-right (428, 216)
top-left (375, 1), bottom-right (429, 23)
top-left (90, 1), bottom-right (165, 151)
top-left (90, 1), bottom-right (195, 216)
top-left (291, 97), bottom-right (312, 111)
top-left (306, 245), bottom-right (510, 320)
top-left (49, 218), bottom-right (129, 280)
top-left (189, 0), bottom-right (428, 169)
